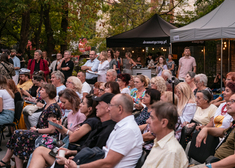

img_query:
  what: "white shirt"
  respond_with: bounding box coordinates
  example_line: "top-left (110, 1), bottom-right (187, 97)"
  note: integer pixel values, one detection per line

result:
top-left (103, 115), bottom-right (143, 168)
top-left (142, 131), bottom-right (188, 168)
top-left (56, 85), bottom-right (66, 96)
top-left (0, 89), bottom-right (14, 109)
top-left (81, 82), bottom-right (91, 98)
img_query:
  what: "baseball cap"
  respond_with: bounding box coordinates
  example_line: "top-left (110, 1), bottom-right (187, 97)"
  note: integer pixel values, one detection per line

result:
top-left (19, 68), bottom-right (30, 75)
top-left (11, 49), bottom-right (17, 53)
top-left (92, 93), bottom-right (115, 104)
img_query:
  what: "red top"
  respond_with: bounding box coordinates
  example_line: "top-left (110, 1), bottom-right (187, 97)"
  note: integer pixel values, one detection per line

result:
top-left (27, 59), bottom-right (49, 77)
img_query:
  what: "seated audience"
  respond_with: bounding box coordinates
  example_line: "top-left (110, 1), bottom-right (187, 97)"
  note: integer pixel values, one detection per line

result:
top-left (66, 76), bottom-right (83, 100)
top-left (51, 71), bottom-right (66, 96)
top-left (135, 89), bottom-right (161, 125)
top-left (64, 94), bottom-right (143, 168)
top-left (193, 93), bottom-right (235, 168)
top-left (104, 81), bottom-right (120, 95)
top-left (77, 71), bottom-right (91, 99)
top-left (128, 75), bottom-right (137, 94)
top-left (93, 82), bottom-right (103, 97)
top-left (161, 69), bottom-right (172, 81)
top-left (0, 83), bottom-right (62, 168)
top-left (142, 102), bottom-right (188, 168)
top-left (28, 93), bottom-right (116, 168)
top-left (161, 91), bottom-right (178, 105)
top-left (194, 73), bottom-right (213, 95)
top-left (106, 69), bottom-right (117, 82)
top-left (17, 68), bottom-right (33, 92)
top-left (131, 75), bottom-right (148, 110)
top-left (150, 76), bottom-right (166, 94)
top-left (175, 82), bottom-right (197, 140)
top-left (98, 83), bottom-right (105, 97)
top-left (185, 71), bottom-right (197, 93)
top-left (117, 73), bottom-right (131, 95)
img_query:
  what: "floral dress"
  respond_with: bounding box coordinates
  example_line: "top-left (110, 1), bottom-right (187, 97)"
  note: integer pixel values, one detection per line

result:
top-left (131, 89), bottom-right (146, 104)
top-left (135, 107), bottom-right (150, 125)
top-left (6, 103), bottom-right (62, 160)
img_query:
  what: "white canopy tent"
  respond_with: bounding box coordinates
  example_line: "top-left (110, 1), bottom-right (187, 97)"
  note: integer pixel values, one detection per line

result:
top-left (170, 0), bottom-right (235, 90)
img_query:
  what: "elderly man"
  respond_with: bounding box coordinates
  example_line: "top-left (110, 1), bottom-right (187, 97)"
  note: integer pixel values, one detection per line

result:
top-left (64, 94), bottom-right (143, 168)
top-left (27, 49), bottom-right (49, 78)
top-left (57, 50), bottom-right (74, 83)
top-left (192, 93), bottom-right (235, 168)
top-left (142, 102), bottom-right (188, 168)
top-left (10, 49), bottom-right (21, 84)
top-left (77, 71), bottom-right (91, 99)
top-left (49, 53), bottom-right (62, 72)
top-left (28, 93), bottom-right (116, 168)
top-left (51, 71), bottom-right (66, 96)
top-left (81, 50), bottom-right (100, 84)
top-left (106, 69), bottom-right (117, 82)
top-left (17, 68), bottom-right (33, 92)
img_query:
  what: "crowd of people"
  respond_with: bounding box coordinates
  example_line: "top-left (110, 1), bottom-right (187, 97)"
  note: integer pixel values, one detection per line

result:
top-left (0, 47), bottom-right (235, 168)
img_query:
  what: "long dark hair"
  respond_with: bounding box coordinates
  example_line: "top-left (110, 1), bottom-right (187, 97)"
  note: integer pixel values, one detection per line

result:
top-left (107, 48), bottom-right (114, 59)
top-left (85, 94), bottom-right (98, 118)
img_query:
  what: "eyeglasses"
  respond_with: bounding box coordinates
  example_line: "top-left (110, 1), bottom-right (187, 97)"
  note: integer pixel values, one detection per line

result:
top-left (99, 89), bottom-right (105, 92)
top-left (227, 99), bottom-right (235, 105)
top-left (66, 81), bottom-right (73, 84)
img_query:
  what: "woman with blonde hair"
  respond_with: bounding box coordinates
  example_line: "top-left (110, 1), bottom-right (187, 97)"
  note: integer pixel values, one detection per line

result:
top-left (131, 74), bottom-right (148, 110)
top-left (175, 82), bottom-right (197, 140)
top-left (66, 76), bottom-right (83, 99)
top-left (97, 51), bottom-right (109, 82)
top-left (161, 91), bottom-right (178, 106)
top-left (150, 76), bottom-right (166, 94)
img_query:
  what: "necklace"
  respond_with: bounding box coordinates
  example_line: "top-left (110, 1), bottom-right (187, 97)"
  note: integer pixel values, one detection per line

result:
top-left (221, 104), bottom-right (227, 115)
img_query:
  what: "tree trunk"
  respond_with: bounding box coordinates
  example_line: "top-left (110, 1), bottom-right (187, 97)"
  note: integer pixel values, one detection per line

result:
top-left (19, 10), bottom-right (30, 55)
top-left (43, 4), bottom-right (55, 58)
top-left (60, 1), bottom-right (68, 54)
top-left (35, 4), bottom-right (43, 49)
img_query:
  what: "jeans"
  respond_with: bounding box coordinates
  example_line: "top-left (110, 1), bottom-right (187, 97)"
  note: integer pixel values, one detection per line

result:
top-left (0, 109), bottom-right (14, 124)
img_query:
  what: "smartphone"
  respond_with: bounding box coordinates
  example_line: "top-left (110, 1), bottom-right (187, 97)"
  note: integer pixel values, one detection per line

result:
top-left (49, 147), bottom-right (59, 158)
top-left (48, 120), bottom-right (63, 129)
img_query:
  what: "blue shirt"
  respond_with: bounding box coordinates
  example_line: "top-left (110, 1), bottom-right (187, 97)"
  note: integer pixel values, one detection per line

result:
top-left (12, 56), bottom-right (21, 75)
top-left (83, 58), bottom-right (100, 79)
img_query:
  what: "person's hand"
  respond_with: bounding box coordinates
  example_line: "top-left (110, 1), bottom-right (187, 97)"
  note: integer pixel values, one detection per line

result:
top-left (30, 127), bottom-right (37, 131)
top-left (64, 157), bottom-right (77, 168)
top-left (196, 125), bottom-right (204, 131)
top-left (56, 156), bottom-right (67, 165)
top-left (195, 127), bottom-right (208, 148)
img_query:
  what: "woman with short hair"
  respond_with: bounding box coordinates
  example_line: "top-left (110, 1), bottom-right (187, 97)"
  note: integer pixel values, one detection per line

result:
top-left (150, 76), bottom-right (166, 94)
top-left (104, 81), bottom-right (120, 95)
top-left (66, 76), bottom-right (83, 100)
top-left (117, 73), bottom-right (131, 95)
top-left (194, 73), bottom-right (212, 95)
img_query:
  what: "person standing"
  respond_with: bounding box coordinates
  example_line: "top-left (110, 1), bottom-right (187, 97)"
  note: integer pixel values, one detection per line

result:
top-left (49, 53), bottom-right (62, 72)
top-left (10, 49), bottom-right (21, 84)
top-left (177, 47), bottom-right (196, 81)
top-left (97, 51), bottom-right (109, 82)
top-left (166, 54), bottom-right (175, 75)
top-left (57, 50), bottom-right (74, 83)
top-left (0, 53), bottom-right (15, 79)
top-left (81, 50), bottom-right (100, 84)
top-left (156, 56), bottom-right (168, 76)
top-left (115, 50), bottom-right (122, 74)
top-left (27, 50), bottom-right (49, 78)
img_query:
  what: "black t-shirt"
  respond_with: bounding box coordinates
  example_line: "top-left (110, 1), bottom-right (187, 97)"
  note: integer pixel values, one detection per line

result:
top-left (61, 60), bottom-right (74, 82)
top-left (73, 117), bottom-right (100, 147)
top-left (34, 60), bottom-right (40, 72)
top-left (80, 120), bottom-right (116, 150)
top-left (14, 91), bottom-right (23, 107)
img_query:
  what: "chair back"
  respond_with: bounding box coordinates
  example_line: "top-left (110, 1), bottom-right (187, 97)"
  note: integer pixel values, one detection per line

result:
top-left (15, 100), bottom-right (24, 122)
top-left (135, 150), bottom-right (148, 168)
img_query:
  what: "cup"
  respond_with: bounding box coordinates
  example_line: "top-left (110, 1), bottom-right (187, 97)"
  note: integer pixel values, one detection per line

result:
top-left (58, 150), bottom-right (66, 157)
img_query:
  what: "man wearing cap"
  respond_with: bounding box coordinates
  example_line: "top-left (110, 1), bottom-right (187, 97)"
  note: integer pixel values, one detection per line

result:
top-left (27, 50), bottom-right (49, 78)
top-left (17, 68), bottom-right (33, 91)
top-left (28, 93), bottom-right (116, 168)
top-left (64, 94), bottom-right (143, 168)
top-left (10, 49), bottom-right (21, 84)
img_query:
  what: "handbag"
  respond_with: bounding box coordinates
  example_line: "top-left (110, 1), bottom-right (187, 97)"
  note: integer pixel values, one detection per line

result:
top-left (23, 104), bottom-right (39, 116)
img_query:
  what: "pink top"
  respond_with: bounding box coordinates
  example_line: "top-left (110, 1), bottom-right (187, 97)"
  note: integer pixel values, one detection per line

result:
top-left (67, 110), bottom-right (86, 132)
top-left (178, 56), bottom-right (196, 79)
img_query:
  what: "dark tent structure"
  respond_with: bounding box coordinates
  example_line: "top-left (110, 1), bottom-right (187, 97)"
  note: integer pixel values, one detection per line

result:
top-left (106, 14), bottom-right (177, 47)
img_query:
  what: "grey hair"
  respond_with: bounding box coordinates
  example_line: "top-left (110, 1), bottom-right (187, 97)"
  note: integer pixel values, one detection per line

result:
top-left (51, 71), bottom-right (65, 84)
top-left (64, 50), bottom-right (71, 55)
top-left (107, 69), bottom-right (117, 78)
top-left (188, 71), bottom-right (196, 78)
top-left (195, 73), bottom-right (208, 86)
top-left (35, 50), bottom-right (42, 56)
top-left (162, 69), bottom-right (172, 80)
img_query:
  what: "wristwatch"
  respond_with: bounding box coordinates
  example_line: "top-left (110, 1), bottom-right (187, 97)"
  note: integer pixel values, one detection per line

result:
top-left (77, 166), bottom-right (80, 168)
top-left (36, 128), bottom-right (39, 133)
top-left (205, 163), bottom-right (212, 168)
